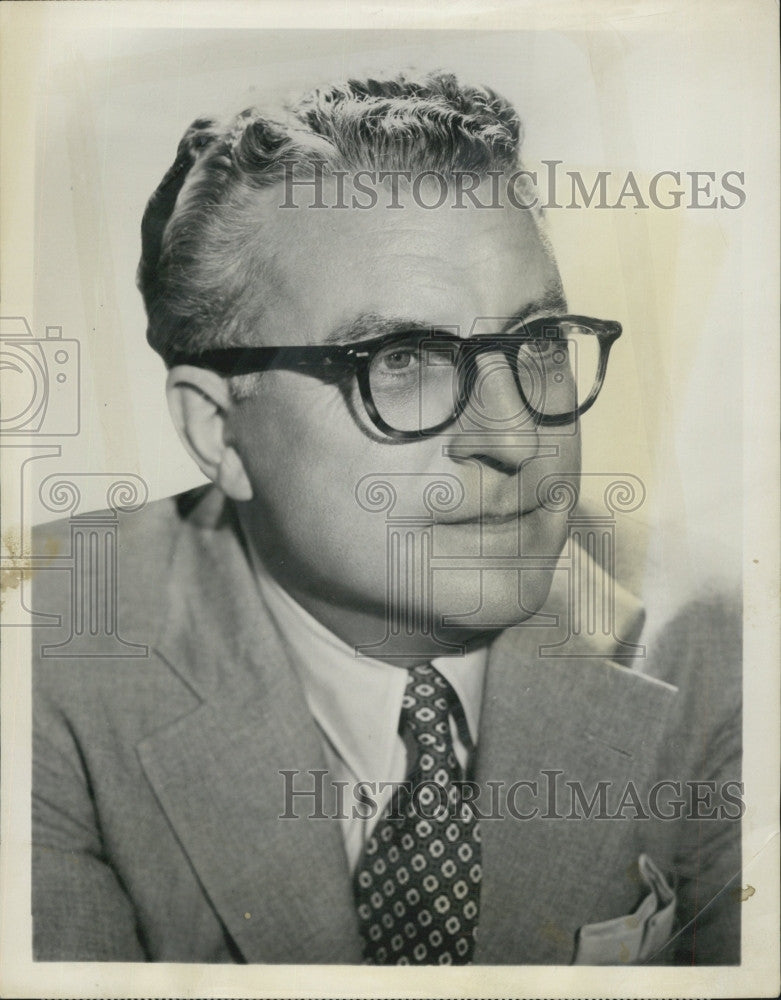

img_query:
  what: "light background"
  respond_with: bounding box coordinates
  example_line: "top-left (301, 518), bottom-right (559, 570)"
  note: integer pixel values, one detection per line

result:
top-left (1, 2), bottom-right (779, 998)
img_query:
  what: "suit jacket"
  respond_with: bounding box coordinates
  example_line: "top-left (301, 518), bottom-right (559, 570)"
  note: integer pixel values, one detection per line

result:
top-left (31, 486), bottom-right (742, 964)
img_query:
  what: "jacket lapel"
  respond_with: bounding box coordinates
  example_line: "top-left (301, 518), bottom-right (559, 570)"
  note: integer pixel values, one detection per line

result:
top-left (473, 626), bottom-right (678, 964)
top-left (136, 490), bottom-right (363, 963)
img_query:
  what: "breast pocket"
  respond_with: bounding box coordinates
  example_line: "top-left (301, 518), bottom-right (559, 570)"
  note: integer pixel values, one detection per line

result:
top-left (573, 853), bottom-right (677, 965)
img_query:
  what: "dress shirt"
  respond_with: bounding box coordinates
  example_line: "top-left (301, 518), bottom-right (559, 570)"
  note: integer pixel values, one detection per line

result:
top-left (244, 542), bottom-right (486, 871)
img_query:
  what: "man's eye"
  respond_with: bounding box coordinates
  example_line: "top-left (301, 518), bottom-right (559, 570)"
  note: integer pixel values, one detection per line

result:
top-left (375, 344), bottom-right (420, 372)
top-left (384, 351), bottom-right (413, 369)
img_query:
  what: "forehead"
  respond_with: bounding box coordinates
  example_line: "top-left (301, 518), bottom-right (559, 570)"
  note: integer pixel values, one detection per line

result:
top-left (251, 175), bottom-right (562, 344)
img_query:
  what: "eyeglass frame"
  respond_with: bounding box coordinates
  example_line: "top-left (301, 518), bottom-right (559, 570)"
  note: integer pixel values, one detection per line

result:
top-left (169, 314), bottom-right (622, 440)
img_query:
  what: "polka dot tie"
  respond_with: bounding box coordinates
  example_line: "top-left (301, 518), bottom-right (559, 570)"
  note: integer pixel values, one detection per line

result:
top-left (353, 663), bottom-right (482, 965)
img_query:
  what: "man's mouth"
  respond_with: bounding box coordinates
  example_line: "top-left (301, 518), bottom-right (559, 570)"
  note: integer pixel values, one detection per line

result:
top-left (435, 505), bottom-right (540, 527)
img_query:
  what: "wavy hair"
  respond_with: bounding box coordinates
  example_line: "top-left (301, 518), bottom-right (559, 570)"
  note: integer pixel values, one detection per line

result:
top-left (137, 72), bottom-right (525, 368)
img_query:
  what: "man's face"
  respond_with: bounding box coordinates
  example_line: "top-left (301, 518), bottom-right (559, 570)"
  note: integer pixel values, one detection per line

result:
top-left (228, 177), bottom-right (580, 657)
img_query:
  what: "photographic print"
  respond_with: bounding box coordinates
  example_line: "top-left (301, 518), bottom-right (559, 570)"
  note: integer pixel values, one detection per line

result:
top-left (1, 2), bottom-right (778, 998)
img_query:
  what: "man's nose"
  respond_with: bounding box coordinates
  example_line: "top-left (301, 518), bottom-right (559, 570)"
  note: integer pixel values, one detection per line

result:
top-left (444, 351), bottom-right (542, 473)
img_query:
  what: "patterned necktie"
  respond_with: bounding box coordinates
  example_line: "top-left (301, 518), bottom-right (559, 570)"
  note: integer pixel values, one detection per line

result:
top-left (353, 663), bottom-right (482, 964)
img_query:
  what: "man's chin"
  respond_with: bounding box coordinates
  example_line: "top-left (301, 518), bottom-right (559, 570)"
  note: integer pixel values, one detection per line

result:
top-left (429, 565), bottom-right (558, 638)
top-left (341, 565), bottom-right (558, 662)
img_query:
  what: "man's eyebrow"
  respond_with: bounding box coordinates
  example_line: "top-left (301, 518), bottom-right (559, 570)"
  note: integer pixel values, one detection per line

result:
top-left (322, 287), bottom-right (568, 346)
top-left (501, 286), bottom-right (568, 332)
top-left (322, 313), bottom-right (432, 346)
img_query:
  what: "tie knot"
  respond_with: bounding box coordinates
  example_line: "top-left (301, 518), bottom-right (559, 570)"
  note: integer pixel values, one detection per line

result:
top-left (400, 663), bottom-right (455, 747)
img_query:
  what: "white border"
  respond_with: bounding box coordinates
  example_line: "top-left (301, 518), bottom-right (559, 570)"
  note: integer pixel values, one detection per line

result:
top-left (1, 2), bottom-right (778, 997)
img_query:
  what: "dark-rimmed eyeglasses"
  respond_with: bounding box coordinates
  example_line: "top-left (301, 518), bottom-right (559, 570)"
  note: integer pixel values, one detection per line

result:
top-left (171, 315), bottom-right (622, 440)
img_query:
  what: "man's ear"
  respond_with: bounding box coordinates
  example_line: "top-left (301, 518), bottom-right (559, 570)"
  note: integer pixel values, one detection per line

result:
top-left (166, 366), bottom-right (253, 501)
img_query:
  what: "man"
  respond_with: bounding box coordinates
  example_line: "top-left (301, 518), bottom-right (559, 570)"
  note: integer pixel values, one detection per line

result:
top-left (32, 72), bottom-right (741, 964)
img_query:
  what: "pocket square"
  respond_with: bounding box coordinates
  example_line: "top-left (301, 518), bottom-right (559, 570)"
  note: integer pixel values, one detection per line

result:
top-left (573, 853), bottom-right (677, 965)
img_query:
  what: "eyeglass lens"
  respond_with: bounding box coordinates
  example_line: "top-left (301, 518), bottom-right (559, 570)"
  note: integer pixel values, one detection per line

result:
top-left (367, 324), bottom-right (601, 432)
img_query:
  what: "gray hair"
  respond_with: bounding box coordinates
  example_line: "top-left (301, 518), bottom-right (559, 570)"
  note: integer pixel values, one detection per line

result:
top-left (137, 72), bottom-right (525, 375)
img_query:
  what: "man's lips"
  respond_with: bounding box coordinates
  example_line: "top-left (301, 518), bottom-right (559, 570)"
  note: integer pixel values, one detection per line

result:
top-left (434, 505), bottom-right (541, 526)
